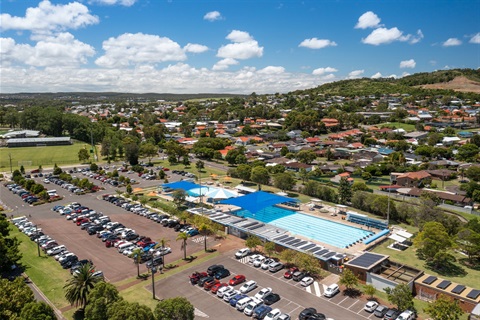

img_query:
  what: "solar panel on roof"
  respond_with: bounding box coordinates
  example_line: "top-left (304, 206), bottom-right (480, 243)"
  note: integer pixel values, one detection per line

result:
top-left (286, 239), bottom-right (301, 245)
top-left (451, 285), bottom-right (466, 294)
top-left (279, 237), bottom-right (294, 243)
top-left (422, 276), bottom-right (437, 285)
top-left (301, 243), bottom-right (316, 250)
top-left (467, 289), bottom-right (480, 300)
top-left (322, 251), bottom-right (335, 258)
top-left (307, 246), bottom-right (320, 252)
top-left (437, 280), bottom-right (451, 290)
top-left (348, 252), bottom-right (386, 269)
top-left (294, 241), bottom-right (308, 247)
top-left (315, 249), bottom-right (329, 255)
top-left (274, 235), bottom-right (289, 241)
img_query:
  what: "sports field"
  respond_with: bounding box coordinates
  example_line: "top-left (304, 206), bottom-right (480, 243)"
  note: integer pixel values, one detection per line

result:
top-left (0, 143), bottom-right (93, 171)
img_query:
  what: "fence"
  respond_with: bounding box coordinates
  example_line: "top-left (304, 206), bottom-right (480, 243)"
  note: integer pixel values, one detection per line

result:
top-left (0, 159), bottom-right (83, 171)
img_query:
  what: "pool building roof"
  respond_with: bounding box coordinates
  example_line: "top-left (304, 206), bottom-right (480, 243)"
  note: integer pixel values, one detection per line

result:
top-left (219, 191), bottom-right (299, 214)
top-left (162, 181), bottom-right (201, 192)
top-left (345, 252), bottom-right (389, 270)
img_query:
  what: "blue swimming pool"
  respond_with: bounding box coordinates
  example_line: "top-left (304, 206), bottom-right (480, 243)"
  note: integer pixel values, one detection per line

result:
top-left (234, 206), bottom-right (374, 248)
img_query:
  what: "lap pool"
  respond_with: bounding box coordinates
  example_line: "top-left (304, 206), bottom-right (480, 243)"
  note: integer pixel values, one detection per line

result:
top-left (233, 206), bottom-right (374, 248)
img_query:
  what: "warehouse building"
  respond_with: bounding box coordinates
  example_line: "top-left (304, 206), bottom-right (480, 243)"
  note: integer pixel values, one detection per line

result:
top-left (6, 137), bottom-right (72, 148)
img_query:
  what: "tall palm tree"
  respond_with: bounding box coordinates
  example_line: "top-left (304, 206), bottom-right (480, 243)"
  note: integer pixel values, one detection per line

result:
top-left (157, 237), bottom-right (170, 268)
top-left (176, 232), bottom-right (190, 260)
top-left (129, 248), bottom-right (143, 278)
top-left (64, 263), bottom-right (101, 309)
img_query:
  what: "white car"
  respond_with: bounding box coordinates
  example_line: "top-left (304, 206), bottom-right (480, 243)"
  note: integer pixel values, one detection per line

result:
top-left (244, 298), bottom-right (263, 316)
top-left (253, 256), bottom-right (266, 267)
top-left (249, 254), bottom-right (262, 263)
top-left (324, 284), bottom-right (339, 298)
top-left (58, 252), bottom-right (76, 263)
top-left (265, 308), bottom-right (282, 320)
top-left (223, 290), bottom-right (239, 302)
top-left (154, 247), bottom-right (172, 256)
top-left (300, 276), bottom-right (314, 287)
top-left (261, 258), bottom-right (276, 269)
top-left (47, 245), bottom-right (67, 256)
top-left (397, 310), bottom-right (415, 320)
top-left (254, 287), bottom-right (272, 300)
top-left (55, 251), bottom-right (70, 260)
top-left (239, 280), bottom-right (257, 293)
top-left (364, 301), bottom-right (379, 313)
top-left (217, 286), bottom-right (234, 298)
top-left (235, 248), bottom-right (251, 259)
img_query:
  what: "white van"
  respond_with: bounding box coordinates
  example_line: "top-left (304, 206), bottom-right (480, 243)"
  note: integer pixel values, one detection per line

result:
top-left (117, 242), bottom-right (133, 253)
top-left (236, 297), bottom-right (253, 311)
top-left (12, 216), bottom-right (28, 225)
top-left (47, 189), bottom-right (57, 196)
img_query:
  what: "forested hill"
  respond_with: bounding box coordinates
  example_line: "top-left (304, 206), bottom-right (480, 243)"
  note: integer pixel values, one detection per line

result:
top-left (297, 68), bottom-right (480, 97)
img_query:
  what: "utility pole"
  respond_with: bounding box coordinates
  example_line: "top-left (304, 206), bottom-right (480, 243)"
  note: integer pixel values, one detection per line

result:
top-left (386, 188), bottom-right (391, 226)
top-left (151, 255), bottom-right (156, 299)
top-left (35, 225), bottom-right (41, 257)
top-left (8, 153), bottom-right (13, 173)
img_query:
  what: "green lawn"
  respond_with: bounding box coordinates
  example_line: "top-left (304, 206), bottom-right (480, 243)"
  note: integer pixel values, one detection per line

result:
top-left (10, 226), bottom-right (71, 309)
top-left (377, 122), bottom-right (416, 132)
top-left (0, 143), bottom-right (93, 171)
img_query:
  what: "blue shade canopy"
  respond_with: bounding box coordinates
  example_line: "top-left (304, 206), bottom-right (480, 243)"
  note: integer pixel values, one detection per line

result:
top-left (219, 191), bottom-right (298, 214)
top-left (162, 181), bottom-right (201, 192)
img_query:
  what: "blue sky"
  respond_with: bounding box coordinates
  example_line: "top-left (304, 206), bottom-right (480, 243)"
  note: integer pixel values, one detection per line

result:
top-left (1, 0), bottom-right (479, 94)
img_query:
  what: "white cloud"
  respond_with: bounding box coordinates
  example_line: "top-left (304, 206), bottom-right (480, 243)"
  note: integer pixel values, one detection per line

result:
top-left (400, 59), bottom-right (416, 69)
top-left (362, 27), bottom-right (411, 45)
top-left (184, 43), bottom-right (209, 53)
top-left (217, 30), bottom-right (263, 60)
top-left (347, 70), bottom-right (364, 79)
top-left (409, 30), bottom-right (424, 44)
top-left (355, 11), bottom-right (381, 29)
top-left (443, 38), bottom-right (462, 46)
top-left (401, 72), bottom-right (411, 77)
top-left (469, 33), bottom-right (480, 44)
top-left (257, 66), bottom-right (285, 74)
top-left (0, 0), bottom-right (99, 38)
top-left (203, 11), bottom-right (222, 21)
top-left (89, 0), bottom-right (137, 6)
top-left (371, 72), bottom-right (382, 79)
top-left (95, 33), bottom-right (186, 68)
top-left (388, 74), bottom-right (398, 79)
top-left (212, 58), bottom-right (238, 70)
top-left (312, 67), bottom-right (338, 75)
top-left (299, 38), bottom-right (337, 49)
top-left (1, 33), bottom-right (95, 67)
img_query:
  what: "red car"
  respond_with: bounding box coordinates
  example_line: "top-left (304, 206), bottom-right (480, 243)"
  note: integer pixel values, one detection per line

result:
top-left (211, 282), bottom-right (228, 294)
top-left (284, 267), bottom-right (299, 279)
top-left (189, 271), bottom-right (208, 285)
top-left (229, 274), bottom-right (246, 286)
top-left (204, 278), bottom-right (218, 291)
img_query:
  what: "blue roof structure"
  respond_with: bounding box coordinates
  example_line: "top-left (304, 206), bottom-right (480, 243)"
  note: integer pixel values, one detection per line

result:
top-left (378, 148), bottom-right (394, 155)
top-left (219, 191), bottom-right (298, 214)
top-left (162, 181), bottom-right (201, 192)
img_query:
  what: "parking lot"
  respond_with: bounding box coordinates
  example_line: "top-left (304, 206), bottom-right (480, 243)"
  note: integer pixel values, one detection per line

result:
top-left (152, 253), bottom-right (379, 320)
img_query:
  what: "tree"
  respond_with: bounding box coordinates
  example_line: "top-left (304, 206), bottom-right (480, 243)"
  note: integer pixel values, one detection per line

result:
top-left (0, 277), bottom-right (34, 319)
top-left (107, 300), bottom-right (154, 320)
top-left (338, 177), bottom-right (353, 204)
top-left (53, 164), bottom-right (62, 175)
top-left (296, 150), bottom-right (316, 164)
top-left (78, 148), bottom-right (90, 163)
top-left (414, 221), bottom-right (453, 266)
top-left (456, 228), bottom-right (480, 263)
top-left (264, 241), bottom-right (276, 257)
top-left (384, 283), bottom-right (414, 311)
top-left (280, 249), bottom-right (298, 267)
top-left (84, 282), bottom-right (121, 320)
top-left (129, 248), bottom-right (143, 278)
top-left (157, 237), bottom-right (171, 268)
top-left (250, 166), bottom-right (270, 185)
top-left (195, 160), bottom-right (205, 172)
top-left (245, 235), bottom-right (262, 252)
top-left (139, 142), bottom-right (158, 163)
top-left (195, 216), bottom-right (214, 252)
top-left (456, 143), bottom-right (479, 161)
top-left (154, 296), bottom-right (195, 320)
top-left (466, 165), bottom-right (480, 182)
top-left (338, 268), bottom-right (358, 290)
top-left (171, 189), bottom-right (186, 208)
top-left (298, 168), bottom-right (310, 184)
top-left (126, 183), bottom-right (133, 195)
top-left (364, 284), bottom-right (376, 299)
top-left (424, 295), bottom-right (464, 320)
top-left (0, 215), bottom-right (22, 273)
top-left (274, 172), bottom-right (296, 191)
top-left (176, 232), bottom-right (190, 260)
top-left (236, 164), bottom-right (252, 181)
top-left (19, 301), bottom-right (55, 320)
top-left (124, 136), bottom-right (140, 165)
top-left (297, 252), bottom-right (323, 278)
top-left (225, 149), bottom-right (240, 165)
top-left (64, 263), bottom-right (102, 309)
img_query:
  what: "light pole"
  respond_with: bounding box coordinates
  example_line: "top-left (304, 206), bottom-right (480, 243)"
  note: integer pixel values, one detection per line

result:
top-left (35, 224), bottom-right (41, 257)
top-left (151, 255), bottom-right (156, 300)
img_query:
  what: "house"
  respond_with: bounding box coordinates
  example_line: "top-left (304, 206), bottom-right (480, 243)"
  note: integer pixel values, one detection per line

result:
top-left (330, 172), bottom-right (354, 184)
top-left (287, 130), bottom-right (302, 139)
top-left (396, 171), bottom-right (431, 187)
top-left (346, 142), bottom-right (364, 149)
top-left (284, 162), bottom-right (314, 172)
top-left (404, 131), bottom-right (429, 140)
top-left (442, 136), bottom-right (461, 146)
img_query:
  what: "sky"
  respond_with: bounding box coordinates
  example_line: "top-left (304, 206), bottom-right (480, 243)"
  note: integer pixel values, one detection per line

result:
top-left (1, 0), bottom-right (479, 94)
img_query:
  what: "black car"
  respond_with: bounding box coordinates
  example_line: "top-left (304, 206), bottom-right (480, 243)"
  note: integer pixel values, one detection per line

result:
top-left (87, 225), bottom-right (104, 235)
top-left (308, 313), bottom-right (326, 320)
top-left (125, 232), bottom-right (139, 241)
top-left (214, 268), bottom-right (230, 280)
top-left (70, 259), bottom-right (93, 274)
top-left (263, 293), bottom-right (280, 305)
top-left (299, 307), bottom-right (317, 320)
top-left (197, 276), bottom-right (214, 287)
top-left (292, 271), bottom-right (307, 281)
top-left (207, 264), bottom-right (224, 276)
top-left (173, 223), bottom-right (186, 231)
top-left (168, 220), bottom-right (179, 228)
top-left (61, 256), bottom-right (79, 269)
top-left (145, 256), bottom-right (163, 269)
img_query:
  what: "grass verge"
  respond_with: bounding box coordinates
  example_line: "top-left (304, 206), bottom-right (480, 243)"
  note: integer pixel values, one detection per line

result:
top-left (10, 225), bottom-right (71, 309)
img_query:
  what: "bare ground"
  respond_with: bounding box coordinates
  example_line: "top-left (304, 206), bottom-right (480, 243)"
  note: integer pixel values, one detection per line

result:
top-left (419, 76), bottom-right (480, 93)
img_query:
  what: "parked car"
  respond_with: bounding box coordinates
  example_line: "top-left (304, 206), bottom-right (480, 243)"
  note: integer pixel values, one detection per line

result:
top-left (229, 293), bottom-right (248, 307)
top-left (373, 305), bottom-right (389, 318)
top-left (364, 301), bottom-right (379, 312)
top-left (207, 264), bottom-right (224, 276)
top-left (284, 267), bottom-right (298, 279)
top-left (214, 268), bottom-right (230, 280)
top-left (292, 271), bottom-right (307, 281)
top-left (254, 287), bottom-right (272, 301)
top-left (268, 262), bottom-right (284, 273)
top-left (263, 293), bottom-right (280, 305)
top-left (222, 290), bottom-right (239, 302)
top-left (299, 308), bottom-right (317, 320)
top-left (203, 277), bottom-right (218, 291)
top-left (308, 313), bottom-right (326, 320)
top-left (190, 271), bottom-right (208, 285)
top-left (300, 276), bottom-right (314, 287)
top-left (217, 285), bottom-right (234, 298)
top-left (323, 284), bottom-right (339, 298)
top-left (244, 297), bottom-right (263, 316)
top-left (261, 258), bottom-right (276, 270)
top-left (253, 305), bottom-right (272, 319)
top-left (384, 308), bottom-right (401, 320)
top-left (264, 308), bottom-right (282, 320)
top-left (397, 310), bottom-right (416, 320)
top-left (210, 282), bottom-right (228, 294)
top-left (235, 248), bottom-right (251, 259)
top-left (253, 256), bottom-right (266, 267)
top-left (239, 280), bottom-right (257, 293)
top-left (198, 276), bottom-right (214, 287)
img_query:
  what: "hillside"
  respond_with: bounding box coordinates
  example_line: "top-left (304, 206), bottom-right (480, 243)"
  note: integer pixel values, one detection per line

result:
top-left (419, 76), bottom-right (480, 93)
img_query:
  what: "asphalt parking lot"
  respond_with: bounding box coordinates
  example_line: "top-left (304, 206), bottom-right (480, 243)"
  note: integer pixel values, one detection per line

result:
top-left (151, 252), bottom-right (378, 320)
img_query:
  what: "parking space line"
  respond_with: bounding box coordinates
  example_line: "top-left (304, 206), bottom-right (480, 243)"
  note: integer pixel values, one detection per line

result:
top-left (338, 297), bottom-right (350, 305)
top-left (313, 281), bottom-right (321, 297)
top-left (306, 286), bottom-right (312, 294)
top-left (348, 299), bottom-right (359, 309)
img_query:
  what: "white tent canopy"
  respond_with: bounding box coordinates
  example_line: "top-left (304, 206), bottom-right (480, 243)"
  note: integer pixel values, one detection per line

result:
top-left (396, 230), bottom-right (413, 239)
top-left (389, 234), bottom-right (407, 242)
top-left (206, 188), bottom-right (238, 200)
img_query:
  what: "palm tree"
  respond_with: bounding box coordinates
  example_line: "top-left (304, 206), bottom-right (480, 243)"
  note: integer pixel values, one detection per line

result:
top-left (64, 263), bottom-right (101, 309)
top-left (157, 237), bottom-right (170, 268)
top-left (198, 222), bottom-right (214, 252)
top-left (176, 232), bottom-right (190, 260)
top-left (129, 248), bottom-right (143, 278)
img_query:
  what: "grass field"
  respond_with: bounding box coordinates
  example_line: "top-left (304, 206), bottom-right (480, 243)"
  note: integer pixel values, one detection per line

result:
top-left (377, 122), bottom-right (416, 132)
top-left (0, 143), bottom-right (94, 171)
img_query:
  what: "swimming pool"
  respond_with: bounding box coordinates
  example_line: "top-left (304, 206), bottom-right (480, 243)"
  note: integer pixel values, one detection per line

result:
top-left (234, 206), bottom-right (374, 248)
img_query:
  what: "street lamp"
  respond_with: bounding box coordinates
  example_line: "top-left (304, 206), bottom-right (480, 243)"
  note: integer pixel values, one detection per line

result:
top-left (35, 224), bottom-right (41, 257)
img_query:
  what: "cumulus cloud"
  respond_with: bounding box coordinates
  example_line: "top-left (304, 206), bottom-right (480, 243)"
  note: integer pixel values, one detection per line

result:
top-left (95, 33), bottom-right (186, 68)
top-left (362, 27), bottom-right (413, 45)
top-left (443, 38), bottom-right (462, 46)
top-left (1, 33), bottom-right (95, 67)
top-left (0, 0), bottom-right (99, 38)
top-left (470, 33), bottom-right (480, 44)
top-left (184, 43), bottom-right (209, 53)
top-left (409, 30), bottom-right (424, 44)
top-left (203, 11), bottom-right (222, 21)
top-left (216, 30), bottom-right (263, 61)
top-left (401, 72), bottom-right (411, 77)
top-left (312, 67), bottom-right (338, 75)
top-left (347, 70), bottom-right (364, 79)
top-left (400, 59), bottom-right (416, 69)
top-left (212, 58), bottom-right (238, 70)
top-left (257, 66), bottom-right (285, 74)
top-left (89, 0), bottom-right (137, 6)
top-left (371, 72), bottom-right (382, 79)
top-left (299, 38), bottom-right (337, 49)
top-left (355, 11), bottom-right (381, 29)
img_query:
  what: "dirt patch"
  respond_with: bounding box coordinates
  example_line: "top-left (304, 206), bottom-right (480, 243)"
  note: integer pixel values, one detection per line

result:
top-left (419, 76), bottom-right (480, 93)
